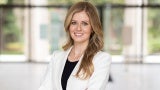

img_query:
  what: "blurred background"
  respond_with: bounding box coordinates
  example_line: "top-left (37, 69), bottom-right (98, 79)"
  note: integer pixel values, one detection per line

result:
top-left (0, 0), bottom-right (160, 90)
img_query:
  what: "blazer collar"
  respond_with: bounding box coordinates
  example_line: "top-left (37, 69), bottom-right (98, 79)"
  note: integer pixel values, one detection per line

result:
top-left (57, 46), bottom-right (84, 89)
top-left (57, 47), bottom-right (72, 89)
top-left (65, 46), bottom-right (84, 75)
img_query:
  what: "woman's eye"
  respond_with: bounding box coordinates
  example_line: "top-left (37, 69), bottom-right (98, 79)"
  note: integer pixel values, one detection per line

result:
top-left (82, 22), bottom-right (88, 26)
top-left (71, 21), bottom-right (76, 25)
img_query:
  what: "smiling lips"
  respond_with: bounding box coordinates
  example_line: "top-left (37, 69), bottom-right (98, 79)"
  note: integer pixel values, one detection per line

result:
top-left (74, 32), bottom-right (83, 37)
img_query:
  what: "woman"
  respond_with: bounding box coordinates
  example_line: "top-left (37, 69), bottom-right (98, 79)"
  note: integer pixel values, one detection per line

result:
top-left (39, 1), bottom-right (111, 90)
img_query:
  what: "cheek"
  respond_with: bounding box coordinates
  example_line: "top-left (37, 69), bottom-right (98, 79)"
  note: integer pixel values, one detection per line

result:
top-left (69, 26), bottom-right (75, 37)
top-left (69, 26), bottom-right (75, 33)
top-left (85, 28), bottom-right (92, 36)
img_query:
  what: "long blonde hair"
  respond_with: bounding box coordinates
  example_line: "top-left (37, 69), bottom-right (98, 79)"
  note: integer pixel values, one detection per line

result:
top-left (63, 1), bottom-right (103, 79)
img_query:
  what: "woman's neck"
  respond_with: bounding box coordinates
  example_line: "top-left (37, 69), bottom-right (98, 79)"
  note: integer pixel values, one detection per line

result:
top-left (68, 42), bottom-right (88, 61)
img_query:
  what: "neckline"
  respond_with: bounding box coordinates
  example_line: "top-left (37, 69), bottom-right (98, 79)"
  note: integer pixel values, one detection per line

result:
top-left (67, 58), bottom-right (79, 63)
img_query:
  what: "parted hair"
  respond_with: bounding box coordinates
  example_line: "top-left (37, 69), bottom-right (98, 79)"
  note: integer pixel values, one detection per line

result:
top-left (63, 1), bottom-right (104, 79)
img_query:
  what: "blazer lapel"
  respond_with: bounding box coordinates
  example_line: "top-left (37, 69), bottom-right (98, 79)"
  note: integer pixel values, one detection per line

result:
top-left (70, 54), bottom-right (83, 76)
top-left (56, 47), bottom-right (72, 90)
top-left (66, 54), bottom-right (84, 90)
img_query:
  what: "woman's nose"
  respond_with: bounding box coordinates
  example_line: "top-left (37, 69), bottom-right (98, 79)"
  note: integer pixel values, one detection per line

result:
top-left (77, 24), bottom-right (81, 31)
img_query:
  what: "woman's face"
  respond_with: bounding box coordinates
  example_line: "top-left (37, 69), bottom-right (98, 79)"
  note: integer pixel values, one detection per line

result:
top-left (69, 11), bottom-right (92, 44)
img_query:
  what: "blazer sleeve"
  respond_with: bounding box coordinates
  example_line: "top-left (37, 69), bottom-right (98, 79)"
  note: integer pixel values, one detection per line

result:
top-left (86, 52), bottom-right (111, 90)
top-left (38, 52), bottom-right (56, 90)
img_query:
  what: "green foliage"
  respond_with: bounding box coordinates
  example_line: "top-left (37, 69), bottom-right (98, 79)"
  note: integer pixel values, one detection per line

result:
top-left (3, 9), bottom-right (20, 43)
top-left (148, 0), bottom-right (160, 4)
top-left (0, 0), bottom-right (8, 4)
top-left (148, 9), bottom-right (160, 54)
top-left (1, 0), bottom-right (23, 54)
top-left (2, 0), bottom-right (25, 4)
top-left (2, 42), bottom-right (24, 54)
top-left (148, 36), bottom-right (160, 54)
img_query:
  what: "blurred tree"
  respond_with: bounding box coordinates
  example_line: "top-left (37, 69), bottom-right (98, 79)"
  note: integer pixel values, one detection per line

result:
top-left (148, 9), bottom-right (160, 37)
top-left (1, 0), bottom-right (22, 54)
top-left (148, 0), bottom-right (160, 54)
top-left (148, 9), bottom-right (160, 54)
top-left (0, 0), bottom-right (8, 4)
top-left (148, 0), bottom-right (160, 4)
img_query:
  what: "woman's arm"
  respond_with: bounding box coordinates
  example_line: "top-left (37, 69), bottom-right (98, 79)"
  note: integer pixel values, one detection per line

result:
top-left (86, 52), bottom-right (111, 90)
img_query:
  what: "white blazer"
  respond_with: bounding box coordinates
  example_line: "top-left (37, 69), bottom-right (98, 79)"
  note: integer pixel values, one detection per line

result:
top-left (39, 47), bottom-right (111, 90)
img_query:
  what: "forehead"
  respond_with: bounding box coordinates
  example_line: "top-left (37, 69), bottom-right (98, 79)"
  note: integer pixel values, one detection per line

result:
top-left (72, 11), bottom-right (90, 21)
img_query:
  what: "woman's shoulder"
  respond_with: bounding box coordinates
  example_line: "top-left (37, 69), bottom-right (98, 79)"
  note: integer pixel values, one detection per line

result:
top-left (95, 51), bottom-right (111, 58)
top-left (93, 51), bottom-right (111, 63)
top-left (51, 50), bottom-right (65, 57)
top-left (49, 50), bottom-right (65, 64)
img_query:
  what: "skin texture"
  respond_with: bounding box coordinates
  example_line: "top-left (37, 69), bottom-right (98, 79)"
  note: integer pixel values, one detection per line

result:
top-left (68, 11), bottom-right (92, 62)
top-left (69, 11), bottom-right (92, 46)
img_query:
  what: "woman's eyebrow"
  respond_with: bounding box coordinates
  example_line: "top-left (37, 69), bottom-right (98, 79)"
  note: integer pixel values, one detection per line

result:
top-left (82, 20), bottom-right (89, 23)
top-left (71, 19), bottom-right (77, 21)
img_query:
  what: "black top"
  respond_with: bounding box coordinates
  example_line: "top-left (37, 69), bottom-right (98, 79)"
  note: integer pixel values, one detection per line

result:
top-left (61, 59), bottom-right (78, 90)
